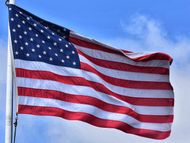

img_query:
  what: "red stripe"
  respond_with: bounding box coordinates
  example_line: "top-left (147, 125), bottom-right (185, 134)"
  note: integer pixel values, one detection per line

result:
top-left (131, 52), bottom-right (173, 64)
top-left (18, 87), bottom-right (174, 123)
top-left (80, 63), bottom-right (173, 90)
top-left (70, 36), bottom-right (172, 62)
top-left (78, 50), bottom-right (169, 75)
top-left (16, 68), bottom-right (174, 106)
top-left (18, 105), bottom-right (171, 139)
top-left (69, 36), bottom-right (122, 55)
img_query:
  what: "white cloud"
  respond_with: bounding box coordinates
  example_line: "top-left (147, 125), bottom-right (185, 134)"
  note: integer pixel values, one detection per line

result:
top-left (0, 40), bottom-right (7, 85)
top-left (0, 40), bottom-right (7, 143)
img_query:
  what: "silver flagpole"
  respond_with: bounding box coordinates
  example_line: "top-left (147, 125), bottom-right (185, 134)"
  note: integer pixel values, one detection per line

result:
top-left (5, 0), bottom-right (15, 143)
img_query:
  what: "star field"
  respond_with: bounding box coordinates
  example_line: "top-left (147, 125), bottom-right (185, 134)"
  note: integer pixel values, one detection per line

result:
top-left (9, 5), bottom-right (80, 69)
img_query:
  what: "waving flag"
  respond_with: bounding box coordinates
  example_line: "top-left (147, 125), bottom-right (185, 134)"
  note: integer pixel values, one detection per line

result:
top-left (8, 4), bottom-right (174, 139)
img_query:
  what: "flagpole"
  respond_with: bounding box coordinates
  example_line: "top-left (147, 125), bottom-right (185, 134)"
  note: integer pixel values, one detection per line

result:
top-left (5, 0), bottom-right (15, 143)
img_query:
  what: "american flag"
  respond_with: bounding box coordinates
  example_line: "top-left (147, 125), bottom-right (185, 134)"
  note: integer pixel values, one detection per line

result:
top-left (8, 4), bottom-right (174, 139)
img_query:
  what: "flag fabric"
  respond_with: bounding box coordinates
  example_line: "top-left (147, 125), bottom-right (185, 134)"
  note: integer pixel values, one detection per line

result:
top-left (8, 4), bottom-right (174, 140)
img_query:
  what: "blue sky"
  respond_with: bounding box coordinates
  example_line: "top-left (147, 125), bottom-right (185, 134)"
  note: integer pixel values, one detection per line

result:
top-left (1, 0), bottom-right (190, 143)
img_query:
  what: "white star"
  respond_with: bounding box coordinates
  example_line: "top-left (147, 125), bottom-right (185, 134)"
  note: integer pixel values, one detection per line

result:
top-left (52, 32), bottom-right (55, 35)
top-left (48, 47), bottom-right (52, 50)
top-left (68, 42), bottom-right (71, 45)
top-left (30, 38), bottom-right (33, 42)
top-left (60, 49), bottom-right (63, 52)
top-left (73, 62), bottom-right (76, 65)
top-left (65, 44), bottom-right (68, 48)
top-left (61, 59), bottom-right (64, 63)
top-left (32, 49), bottom-right (35, 52)
top-left (15, 51), bottom-right (19, 55)
top-left (66, 55), bottom-right (70, 59)
top-left (53, 42), bottom-right (57, 46)
top-left (14, 40), bottom-right (17, 43)
top-left (47, 36), bottom-right (51, 39)
top-left (35, 34), bottom-right (38, 37)
top-left (28, 27), bottom-right (32, 31)
top-left (20, 47), bottom-right (24, 50)
top-left (24, 31), bottom-right (27, 35)
top-left (45, 26), bottom-right (49, 29)
top-left (25, 42), bottom-right (28, 46)
top-left (19, 35), bottom-right (22, 39)
top-left (11, 18), bottom-right (14, 21)
top-left (19, 11), bottom-right (22, 14)
top-left (27, 17), bottom-right (30, 20)
top-left (17, 24), bottom-right (21, 28)
top-left (36, 44), bottom-right (40, 48)
top-left (40, 29), bottom-right (44, 33)
top-left (15, 14), bottom-right (19, 17)
top-left (12, 29), bottom-right (16, 32)
top-left (39, 55), bottom-right (42, 58)
top-left (42, 40), bottom-right (45, 44)
top-left (22, 20), bottom-right (25, 24)
top-left (72, 51), bottom-right (75, 54)
top-left (58, 38), bottom-right (62, 41)
top-left (55, 53), bottom-right (58, 56)
top-left (9, 8), bottom-right (12, 11)
top-left (49, 57), bottom-right (53, 61)
top-left (33, 23), bottom-right (37, 27)
top-left (43, 51), bottom-right (46, 55)
top-left (26, 53), bottom-right (30, 57)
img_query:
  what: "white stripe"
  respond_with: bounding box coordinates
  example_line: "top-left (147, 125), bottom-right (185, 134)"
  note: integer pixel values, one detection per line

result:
top-left (19, 96), bottom-right (172, 132)
top-left (16, 77), bottom-right (173, 115)
top-left (16, 77), bottom-right (133, 111)
top-left (15, 59), bottom-right (174, 98)
top-left (79, 54), bottom-right (169, 82)
top-left (74, 44), bottom-right (170, 68)
top-left (126, 52), bottom-right (153, 59)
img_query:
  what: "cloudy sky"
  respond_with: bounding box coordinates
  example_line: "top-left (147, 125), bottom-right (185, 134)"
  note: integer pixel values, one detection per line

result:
top-left (1, 0), bottom-right (190, 143)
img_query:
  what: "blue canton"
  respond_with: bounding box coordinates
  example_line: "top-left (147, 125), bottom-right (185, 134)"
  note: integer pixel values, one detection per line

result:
top-left (8, 4), bottom-right (80, 69)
